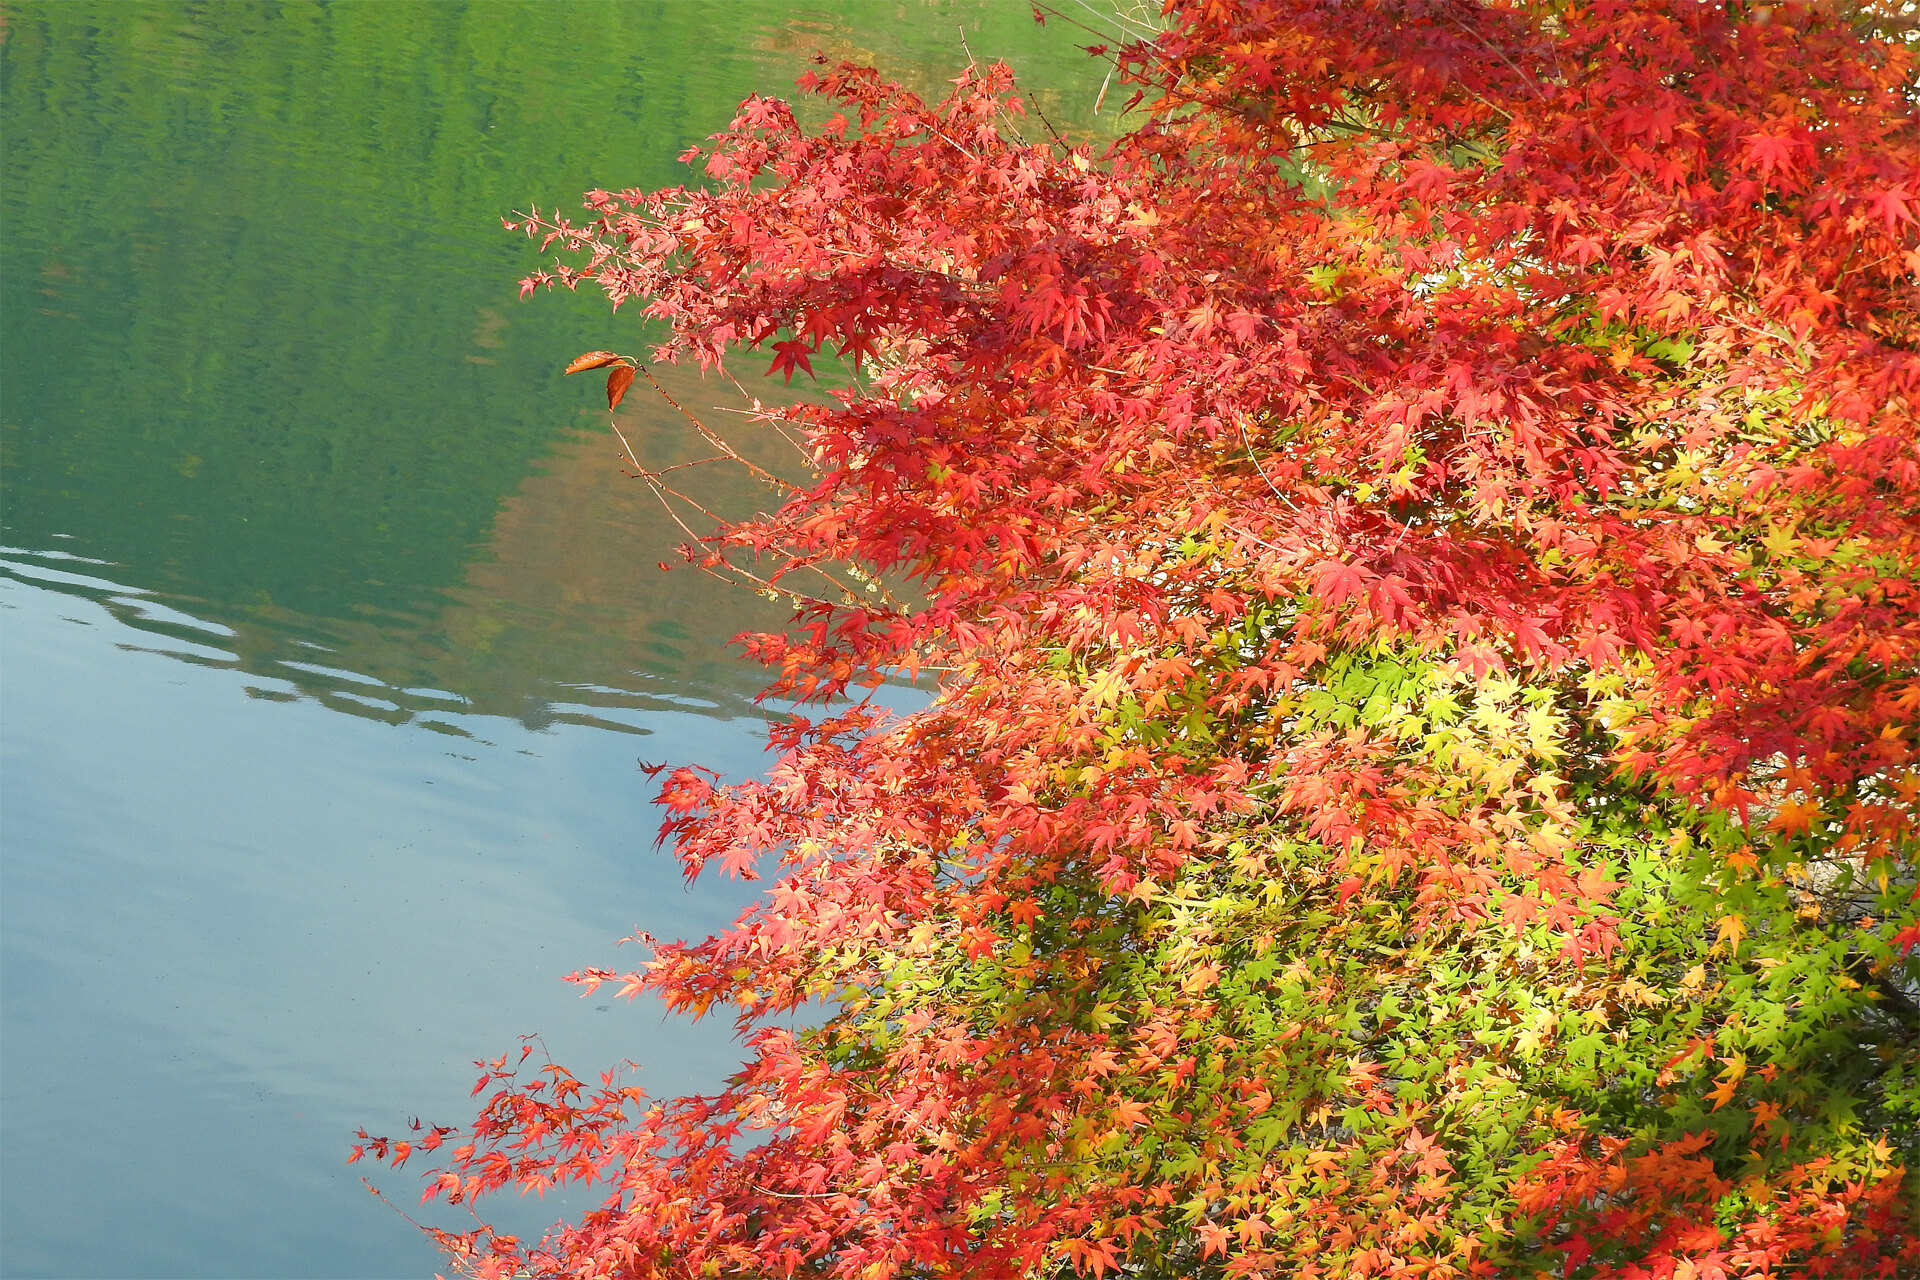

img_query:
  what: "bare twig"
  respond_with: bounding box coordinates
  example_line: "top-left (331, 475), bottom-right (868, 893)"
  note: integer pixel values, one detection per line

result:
top-left (639, 363), bottom-right (804, 496)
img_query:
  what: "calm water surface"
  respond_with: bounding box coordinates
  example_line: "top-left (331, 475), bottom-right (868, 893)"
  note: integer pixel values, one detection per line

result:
top-left (0, 4), bottom-right (1106, 1275)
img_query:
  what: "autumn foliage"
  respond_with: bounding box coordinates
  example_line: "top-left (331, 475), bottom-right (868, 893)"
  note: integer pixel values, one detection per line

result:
top-left (356, 2), bottom-right (1920, 1276)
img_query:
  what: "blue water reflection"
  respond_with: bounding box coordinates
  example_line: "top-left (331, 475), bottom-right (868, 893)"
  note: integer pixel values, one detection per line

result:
top-left (1, 568), bottom-right (773, 1278)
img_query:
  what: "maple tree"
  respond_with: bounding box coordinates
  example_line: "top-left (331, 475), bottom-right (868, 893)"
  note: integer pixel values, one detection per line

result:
top-left (356, 2), bottom-right (1920, 1276)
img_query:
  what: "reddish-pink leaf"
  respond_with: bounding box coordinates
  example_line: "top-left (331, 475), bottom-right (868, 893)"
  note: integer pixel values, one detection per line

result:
top-left (767, 338), bottom-right (815, 384)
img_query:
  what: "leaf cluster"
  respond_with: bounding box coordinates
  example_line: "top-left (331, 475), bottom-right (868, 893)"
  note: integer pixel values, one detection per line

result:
top-left (361, 3), bottom-right (1920, 1277)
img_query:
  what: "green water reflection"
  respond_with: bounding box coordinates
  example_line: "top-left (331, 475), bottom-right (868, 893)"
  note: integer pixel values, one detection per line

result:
top-left (1, 0), bottom-right (1112, 729)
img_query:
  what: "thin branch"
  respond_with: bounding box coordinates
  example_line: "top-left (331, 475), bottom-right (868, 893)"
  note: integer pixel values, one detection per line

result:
top-left (713, 365), bottom-right (815, 459)
top-left (1028, 96), bottom-right (1070, 150)
top-left (752, 1183), bottom-right (841, 1200)
top-left (639, 363), bottom-right (804, 496)
top-left (608, 417), bottom-right (646, 475)
top-left (1237, 416), bottom-right (1306, 518)
top-left (635, 465), bottom-right (902, 614)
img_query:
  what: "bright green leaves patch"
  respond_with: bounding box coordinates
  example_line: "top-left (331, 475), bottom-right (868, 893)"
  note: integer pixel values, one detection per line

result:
top-left (807, 640), bottom-right (1918, 1275)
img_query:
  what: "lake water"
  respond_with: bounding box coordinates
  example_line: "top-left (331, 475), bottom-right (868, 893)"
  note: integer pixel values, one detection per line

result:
top-left (0, 4), bottom-right (1108, 1275)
